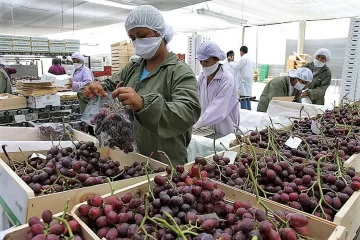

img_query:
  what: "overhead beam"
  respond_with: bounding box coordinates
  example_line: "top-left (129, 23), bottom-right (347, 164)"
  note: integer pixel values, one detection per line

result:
top-left (297, 20), bottom-right (306, 54)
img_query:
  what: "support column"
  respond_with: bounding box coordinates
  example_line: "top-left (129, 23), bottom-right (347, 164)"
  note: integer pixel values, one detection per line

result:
top-left (297, 20), bottom-right (306, 54)
top-left (241, 27), bottom-right (245, 46)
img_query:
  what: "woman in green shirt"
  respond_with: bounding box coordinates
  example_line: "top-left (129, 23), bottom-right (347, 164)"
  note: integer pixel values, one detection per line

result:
top-left (78, 5), bottom-right (201, 165)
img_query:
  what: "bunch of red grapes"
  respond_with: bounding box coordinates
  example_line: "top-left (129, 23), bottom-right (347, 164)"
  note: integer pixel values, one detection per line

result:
top-left (193, 150), bottom-right (360, 221)
top-left (77, 164), bottom-right (310, 240)
top-left (26, 210), bottom-right (82, 240)
top-left (91, 103), bottom-right (135, 153)
top-left (4, 142), bottom-right (163, 196)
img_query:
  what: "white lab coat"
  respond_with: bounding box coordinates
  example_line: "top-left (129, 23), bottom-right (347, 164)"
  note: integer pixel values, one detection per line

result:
top-left (222, 59), bottom-right (237, 78)
top-left (230, 54), bottom-right (254, 96)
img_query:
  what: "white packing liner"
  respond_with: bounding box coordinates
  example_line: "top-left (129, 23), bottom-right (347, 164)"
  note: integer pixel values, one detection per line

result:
top-left (187, 133), bottom-right (236, 162)
top-left (238, 109), bottom-right (292, 133)
top-left (0, 127), bottom-right (98, 153)
top-left (266, 100), bottom-right (333, 119)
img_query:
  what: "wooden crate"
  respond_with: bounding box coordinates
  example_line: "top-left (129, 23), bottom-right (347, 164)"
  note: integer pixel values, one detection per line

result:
top-left (184, 145), bottom-right (360, 240)
top-left (344, 154), bottom-right (360, 176)
top-left (0, 147), bottom-right (167, 225)
top-left (0, 94), bottom-right (27, 111)
top-left (4, 213), bottom-right (93, 240)
top-left (71, 179), bottom-right (346, 240)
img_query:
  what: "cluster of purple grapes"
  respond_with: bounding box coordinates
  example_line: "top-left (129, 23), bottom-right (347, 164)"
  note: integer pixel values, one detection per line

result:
top-left (91, 104), bottom-right (135, 153)
top-left (77, 165), bottom-right (310, 240)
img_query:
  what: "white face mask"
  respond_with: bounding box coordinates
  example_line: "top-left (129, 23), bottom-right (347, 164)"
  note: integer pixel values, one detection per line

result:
top-left (203, 62), bottom-right (219, 76)
top-left (294, 80), bottom-right (305, 90)
top-left (133, 37), bottom-right (162, 60)
top-left (74, 63), bottom-right (82, 70)
top-left (313, 59), bottom-right (325, 68)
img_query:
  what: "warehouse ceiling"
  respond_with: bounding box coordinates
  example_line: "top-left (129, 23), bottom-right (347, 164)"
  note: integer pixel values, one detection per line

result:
top-left (0, 0), bottom-right (206, 35)
top-left (183, 0), bottom-right (360, 26)
top-left (1, 0), bottom-right (360, 36)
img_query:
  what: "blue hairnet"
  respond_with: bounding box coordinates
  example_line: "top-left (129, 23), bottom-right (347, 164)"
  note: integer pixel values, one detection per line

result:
top-left (288, 68), bottom-right (313, 82)
top-left (196, 41), bottom-right (226, 61)
top-left (125, 5), bottom-right (173, 44)
top-left (71, 52), bottom-right (84, 62)
top-left (314, 48), bottom-right (331, 62)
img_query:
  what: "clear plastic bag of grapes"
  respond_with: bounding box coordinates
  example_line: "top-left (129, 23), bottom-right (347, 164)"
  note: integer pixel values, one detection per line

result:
top-left (90, 96), bottom-right (138, 154)
top-left (81, 95), bottom-right (111, 126)
top-left (36, 123), bottom-right (73, 141)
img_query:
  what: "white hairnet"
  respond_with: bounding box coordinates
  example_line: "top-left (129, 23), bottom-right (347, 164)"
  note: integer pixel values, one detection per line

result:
top-left (288, 68), bottom-right (313, 82)
top-left (125, 5), bottom-right (173, 44)
top-left (196, 41), bottom-right (226, 61)
top-left (314, 48), bottom-right (331, 62)
top-left (71, 52), bottom-right (84, 62)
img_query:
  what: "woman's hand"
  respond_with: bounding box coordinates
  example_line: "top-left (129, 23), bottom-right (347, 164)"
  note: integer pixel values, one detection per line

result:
top-left (83, 82), bottom-right (107, 98)
top-left (111, 87), bottom-right (144, 112)
top-left (301, 91), bottom-right (307, 98)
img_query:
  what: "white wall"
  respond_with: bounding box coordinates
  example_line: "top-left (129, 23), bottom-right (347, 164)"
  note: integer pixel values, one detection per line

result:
top-left (243, 18), bottom-right (351, 65)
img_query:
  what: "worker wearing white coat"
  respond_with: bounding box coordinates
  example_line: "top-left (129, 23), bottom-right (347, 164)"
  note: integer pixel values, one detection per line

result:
top-left (222, 50), bottom-right (236, 78)
top-left (194, 41), bottom-right (240, 136)
top-left (231, 46), bottom-right (254, 97)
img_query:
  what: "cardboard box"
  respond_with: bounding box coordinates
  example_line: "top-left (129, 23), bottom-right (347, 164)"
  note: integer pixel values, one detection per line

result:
top-left (49, 39), bottom-right (65, 44)
top-left (27, 94), bottom-right (61, 108)
top-left (0, 35), bottom-right (12, 40)
top-left (0, 41), bottom-right (12, 46)
top-left (12, 41), bottom-right (30, 46)
top-left (0, 94), bottom-right (27, 111)
top-left (41, 73), bottom-right (71, 87)
top-left (31, 41), bottom-right (49, 47)
top-left (65, 39), bottom-right (80, 44)
top-left (288, 55), bottom-right (297, 60)
top-left (0, 46), bottom-right (12, 52)
top-left (50, 47), bottom-right (65, 53)
top-left (65, 48), bottom-right (80, 53)
top-left (31, 47), bottom-right (49, 52)
top-left (30, 37), bottom-right (48, 42)
top-left (11, 36), bottom-right (30, 41)
top-left (286, 60), bottom-right (295, 66)
top-left (12, 46), bottom-right (31, 52)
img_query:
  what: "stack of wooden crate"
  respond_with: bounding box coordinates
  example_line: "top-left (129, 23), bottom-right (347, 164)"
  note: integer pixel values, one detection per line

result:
top-left (111, 41), bottom-right (135, 73)
top-left (286, 52), bottom-right (311, 72)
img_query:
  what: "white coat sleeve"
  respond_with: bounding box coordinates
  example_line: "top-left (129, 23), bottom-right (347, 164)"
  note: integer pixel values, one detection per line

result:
top-left (194, 76), bottom-right (238, 128)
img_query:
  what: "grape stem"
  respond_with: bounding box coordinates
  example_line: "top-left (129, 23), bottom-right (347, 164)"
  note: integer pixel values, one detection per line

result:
top-left (19, 148), bottom-right (39, 174)
top-left (106, 177), bottom-right (115, 195)
top-left (158, 151), bottom-right (176, 185)
top-left (311, 156), bottom-right (327, 218)
top-left (144, 153), bottom-right (156, 199)
top-left (1, 144), bottom-right (19, 171)
top-left (53, 216), bottom-right (74, 239)
top-left (136, 193), bottom-right (157, 240)
top-left (61, 199), bottom-right (70, 221)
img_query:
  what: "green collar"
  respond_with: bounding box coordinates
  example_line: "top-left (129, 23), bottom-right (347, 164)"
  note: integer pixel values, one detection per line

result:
top-left (133, 52), bottom-right (177, 83)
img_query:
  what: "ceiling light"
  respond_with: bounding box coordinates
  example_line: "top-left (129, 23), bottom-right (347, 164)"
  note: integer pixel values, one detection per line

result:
top-left (84, 0), bottom-right (135, 10)
top-left (196, 8), bottom-right (248, 26)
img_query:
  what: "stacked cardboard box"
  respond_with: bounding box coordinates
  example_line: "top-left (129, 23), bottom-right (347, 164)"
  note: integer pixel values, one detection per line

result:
top-left (65, 39), bottom-right (80, 53)
top-left (12, 36), bottom-right (31, 52)
top-left (286, 53), bottom-right (311, 72)
top-left (111, 41), bottom-right (134, 73)
top-left (31, 37), bottom-right (49, 53)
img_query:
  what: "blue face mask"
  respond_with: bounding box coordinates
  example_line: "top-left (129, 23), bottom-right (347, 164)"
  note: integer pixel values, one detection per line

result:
top-left (133, 37), bottom-right (162, 59)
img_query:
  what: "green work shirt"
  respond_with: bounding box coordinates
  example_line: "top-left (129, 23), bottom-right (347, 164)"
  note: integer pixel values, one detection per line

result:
top-left (257, 76), bottom-right (301, 113)
top-left (303, 62), bottom-right (331, 105)
top-left (78, 52), bottom-right (201, 165)
top-left (0, 68), bottom-right (12, 94)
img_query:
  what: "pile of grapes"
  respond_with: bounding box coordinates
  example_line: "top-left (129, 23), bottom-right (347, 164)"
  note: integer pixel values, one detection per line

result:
top-left (76, 165), bottom-right (311, 240)
top-left (191, 148), bottom-right (360, 221)
top-left (91, 102), bottom-right (135, 153)
top-left (27, 210), bottom-right (83, 240)
top-left (3, 142), bottom-right (164, 196)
